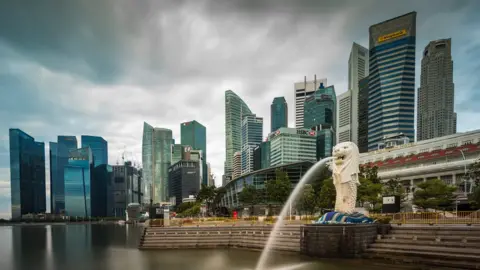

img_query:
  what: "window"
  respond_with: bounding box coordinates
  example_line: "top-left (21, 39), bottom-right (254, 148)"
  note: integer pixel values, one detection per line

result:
top-left (420, 148), bottom-right (429, 153)
top-left (447, 143), bottom-right (457, 148)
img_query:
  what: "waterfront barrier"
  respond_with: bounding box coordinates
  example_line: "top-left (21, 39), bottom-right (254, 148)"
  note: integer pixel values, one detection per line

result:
top-left (139, 225), bottom-right (301, 252)
top-left (371, 211), bottom-right (480, 225)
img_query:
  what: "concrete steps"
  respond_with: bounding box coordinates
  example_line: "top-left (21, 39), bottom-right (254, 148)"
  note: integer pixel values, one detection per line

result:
top-left (365, 226), bottom-right (480, 269)
top-left (139, 225), bottom-right (301, 252)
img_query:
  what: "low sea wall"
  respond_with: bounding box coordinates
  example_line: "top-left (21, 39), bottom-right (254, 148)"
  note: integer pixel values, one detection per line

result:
top-left (139, 225), bottom-right (301, 252)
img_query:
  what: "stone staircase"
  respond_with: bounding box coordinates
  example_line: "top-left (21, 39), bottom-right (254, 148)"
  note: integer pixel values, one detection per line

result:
top-left (365, 225), bottom-right (480, 269)
top-left (139, 225), bottom-right (301, 252)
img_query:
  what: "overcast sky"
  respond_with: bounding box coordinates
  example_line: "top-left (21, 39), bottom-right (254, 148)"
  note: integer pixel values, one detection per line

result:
top-left (0, 0), bottom-right (479, 218)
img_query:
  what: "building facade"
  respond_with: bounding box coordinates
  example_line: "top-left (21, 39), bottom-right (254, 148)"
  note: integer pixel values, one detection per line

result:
top-left (142, 122), bottom-right (173, 204)
top-left (225, 90), bottom-right (252, 181)
top-left (241, 114), bottom-right (263, 174)
top-left (64, 147), bottom-right (93, 217)
top-left (81, 135), bottom-right (108, 167)
top-left (358, 77), bottom-right (370, 153)
top-left (9, 129), bottom-right (46, 220)
top-left (294, 76), bottom-right (327, 128)
top-left (417, 38), bottom-right (456, 141)
top-left (337, 43), bottom-right (369, 144)
top-left (111, 161), bottom-right (142, 217)
top-left (368, 12), bottom-right (416, 151)
top-left (168, 160), bottom-right (201, 206)
top-left (233, 151), bottom-right (242, 179)
top-left (271, 97), bottom-right (288, 132)
top-left (171, 144), bottom-right (185, 165)
top-left (360, 130), bottom-right (480, 206)
top-left (49, 135), bottom-right (78, 214)
top-left (180, 120), bottom-right (207, 185)
top-left (304, 83), bottom-right (337, 158)
top-left (269, 128), bottom-right (317, 166)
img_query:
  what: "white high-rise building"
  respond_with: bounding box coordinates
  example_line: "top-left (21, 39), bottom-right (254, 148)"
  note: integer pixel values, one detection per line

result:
top-left (294, 76), bottom-right (327, 128)
top-left (337, 43), bottom-right (369, 144)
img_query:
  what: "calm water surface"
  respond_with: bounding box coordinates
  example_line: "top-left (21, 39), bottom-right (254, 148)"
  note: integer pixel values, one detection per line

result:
top-left (0, 224), bottom-right (389, 270)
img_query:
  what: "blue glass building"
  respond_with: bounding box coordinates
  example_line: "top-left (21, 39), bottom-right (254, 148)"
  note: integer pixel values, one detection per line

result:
top-left (9, 129), bottom-right (46, 220)
top-left (64, 147), bottom-right (93, 217)
top-left (271, 97), bottom-right (288, 132)
top-left (368, 12), bottom-right (416, 151)
top-left (180, 121), bottom-right (207, 185)
top-left (81, 136), bottom-right (108, 167)
top-left (303, 83), bottom-right (337, 159)
top-left (49, 136), bottom-right (78, 214)
top-left (241, 114), bottom-right (263, 174)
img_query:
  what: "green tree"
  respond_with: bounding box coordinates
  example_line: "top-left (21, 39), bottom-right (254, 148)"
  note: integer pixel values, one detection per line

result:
top-left (212, 186), bottom-right (226, 211)
top-left (265, 170), bottom-right (291, 205)
top-left (297, 184), bottom-right (317, 215)
top-left (468, 159), bottom-right (480, 186)
top-left (196, 184), bottom-right (216, 214)
top-left (413, 179), bottom-right (457, 211)
top-left (317, 177), bottom-right (336, 209)
top-left (382, 177), bottom-right (408, 210)
top-left (360, 166), bottom-right (381, 184)
top-left (238, 182), bottom-right (260, 215)
top-left (311, 166), bottom-right (332, 197)
top-left (175, 202), bottom-right (197, 214)
top-left (357, 177), bottom-right (383, 211)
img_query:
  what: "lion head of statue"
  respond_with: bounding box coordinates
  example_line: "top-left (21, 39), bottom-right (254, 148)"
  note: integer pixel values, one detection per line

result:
top-left (332, 141), bottom-right (360, 168)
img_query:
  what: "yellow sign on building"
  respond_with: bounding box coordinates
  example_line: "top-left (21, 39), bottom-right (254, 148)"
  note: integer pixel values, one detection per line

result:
top-left (378, 29), bottom-right (407, 43)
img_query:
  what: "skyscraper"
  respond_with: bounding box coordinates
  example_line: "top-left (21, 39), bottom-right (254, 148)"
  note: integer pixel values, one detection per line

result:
top-left (304, 83), bottom-right (337, 159)
top-left (180, 120), bottom-right (207, 185)
top-left (294, 76), bottom-right (327, 128)
top-left (9, 129), bottom-right (46, 220)
top-left (417, 38), bottom-right (456, 141)
top-left (337, 43), bottom-right (369, 144)
top-left (233, 152), bottom-right (241, 179)
top-left (50, 136), bottom-right (78, 214)
top-left (271, 97), bottom-right (288, 132)
top-left (368, 12), bottom-right (416, 151)
top-left (241, 114), bottom-right (263, 174)
top-left (142, 122), bottom-right (173, 204)
top-left (224, 90), bottom-right (252, 181)
top-left (81, 135), bottom-right (108, 167)
top-left (357, 77), bottom-right (370, 153)
top-left (64, 147), bottom-right (93, 217)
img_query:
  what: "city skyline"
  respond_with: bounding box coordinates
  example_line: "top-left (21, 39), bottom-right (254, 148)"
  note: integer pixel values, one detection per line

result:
top-left (1, 0), bottom-right (480, 218)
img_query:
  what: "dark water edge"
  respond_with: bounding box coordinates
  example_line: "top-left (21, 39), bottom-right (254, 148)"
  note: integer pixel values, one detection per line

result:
top-left (0, 224), bottom-right (409, 270)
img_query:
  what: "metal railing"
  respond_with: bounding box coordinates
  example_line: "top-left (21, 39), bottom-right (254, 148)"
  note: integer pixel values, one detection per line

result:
top-left (370, 211), bottom-right (480, 225)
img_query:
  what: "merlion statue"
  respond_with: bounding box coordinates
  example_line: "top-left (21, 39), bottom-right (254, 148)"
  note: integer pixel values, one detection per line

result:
top-left (315, 142), bottom-right (373, 224)
top-left (330, 142), bottom-right (360, 214)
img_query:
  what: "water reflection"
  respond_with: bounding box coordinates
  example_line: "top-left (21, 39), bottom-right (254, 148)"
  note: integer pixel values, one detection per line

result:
top-left (0, 224), bottom-right (394, 270)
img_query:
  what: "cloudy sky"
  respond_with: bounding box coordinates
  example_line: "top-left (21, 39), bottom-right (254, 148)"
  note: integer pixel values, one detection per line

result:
top-left (0, 0), bottom-right (479, 218)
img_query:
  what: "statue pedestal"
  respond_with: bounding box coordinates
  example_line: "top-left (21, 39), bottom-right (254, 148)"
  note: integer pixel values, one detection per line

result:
top-left (300, 224), bottom-right (377, 258)
top-left (315, 211), bottom-right (375, 224)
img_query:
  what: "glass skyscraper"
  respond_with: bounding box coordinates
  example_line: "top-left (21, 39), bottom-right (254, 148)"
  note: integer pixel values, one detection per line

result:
top-left (225, 90), bottom-right (252, 181)
top-left (64, 147), bottom-right (93, 217)
top-left (368, 12), bottom-right (416, 151)
top-left (304, 83), bottom-right (337, 159)
top-left (49, 136), bottom-right (77, 214)
top-left (81, 135), bottom-right (108, 167)
top-left (9, 129), bottom-right (46, 220)
top-left (180, 120), bottom-right (207, 185)
top-left (358, 77), bottom-right (370, 153)
top-left (270, 97), bottom-right (288, 132)
top-left (241, 114), bottom-right (263, 174)
top-left (142, 122), bottom-right (172, 204)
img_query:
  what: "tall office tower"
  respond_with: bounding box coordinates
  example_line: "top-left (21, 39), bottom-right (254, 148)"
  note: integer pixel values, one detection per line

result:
top-left (225, 90), bottom-right (252, 181)
top-left (232, 152), bottom-right (241, 179)
top-left (64, 147), bottom-right (93, 217)
top-left (49, 136), bottom-right (78, 214)
top-left (271, 97), bottom-right (288, 132)
top-left (417, 38), bottom-right (456, 141)
top-left (357, 77), bottom-right (370, 153)
top-left (142, 122), bottom-right (173, 204)
top-left (241, 114), bottom-right (263, 174)
top-left (81, 136), bottom-right (108, 167)
top-left (111, 161), bottom-right (140, 217)
top-left (9, 129), bottom-right (46, 220)
top-left (368, 12), bottom-right (416, 151)
top-left (168, 160), bottom-right (201, 206)
top-left (207, 163), bottom-right (215, 186)
top-left (294, 76), bottom-right (327, 128)
top-left (180, 120), bottom-right (207, 185)
top-left (269, 128), bottom-right (317, 166)
top-left (337, 43), bottom-right (369, 144)
top-left (304, 83), bottom-right (337, 159)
